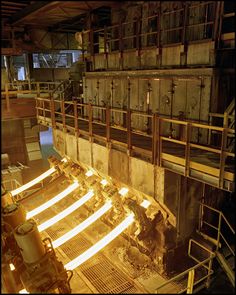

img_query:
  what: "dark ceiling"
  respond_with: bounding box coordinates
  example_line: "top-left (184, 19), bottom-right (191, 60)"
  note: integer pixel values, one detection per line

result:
top-left (1, 1), bottom-right (122, 32)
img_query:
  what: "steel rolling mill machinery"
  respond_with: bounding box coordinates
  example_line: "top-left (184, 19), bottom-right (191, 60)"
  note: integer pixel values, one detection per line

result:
top-left (1, 156), bottom-right (175, 294)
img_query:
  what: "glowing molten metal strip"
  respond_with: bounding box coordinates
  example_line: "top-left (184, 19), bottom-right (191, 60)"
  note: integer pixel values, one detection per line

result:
top-left (52, 200), bottom-right (112, 248)
top-left (140, 199), bottom-right (151, 209)
top-left (11, 167), bottom-right (56, 197)
top-left (26, 181), bottom-right (79, 219)
top-left (38, 190), bottom-right (94, 232)
top-left (65, 212), bottom-right (135, 270)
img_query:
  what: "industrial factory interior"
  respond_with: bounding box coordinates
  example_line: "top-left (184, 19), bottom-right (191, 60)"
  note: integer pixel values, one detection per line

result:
top-left (1, 1), bottom-right (235, 294)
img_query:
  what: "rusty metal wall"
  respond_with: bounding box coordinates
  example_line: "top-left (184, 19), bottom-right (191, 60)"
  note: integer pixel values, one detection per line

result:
top-left (83, 71), bottom-right (212, 143)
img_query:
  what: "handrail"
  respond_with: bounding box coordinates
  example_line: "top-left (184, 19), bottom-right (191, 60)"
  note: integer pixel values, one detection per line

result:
top-left (199, 202), bottom-right (235, 254)
top-left (35, 98), bottom-right (235, 191)
top-left (81, 1), bottom-right (217, 55)
top-left (155, 240), bottom-right (215, 293)
top-left (155, 238), bottom-right (215, 293)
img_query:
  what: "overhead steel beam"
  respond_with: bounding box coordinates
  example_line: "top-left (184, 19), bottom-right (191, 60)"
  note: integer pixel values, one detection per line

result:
top-left (49, 13), bottom-right (86, 32)
top-left (9, 1), bottom-right (60, 25)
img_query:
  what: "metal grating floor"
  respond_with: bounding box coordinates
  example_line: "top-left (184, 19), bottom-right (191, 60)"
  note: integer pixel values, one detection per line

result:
top-left (21, 183), bottom-right (147, 294)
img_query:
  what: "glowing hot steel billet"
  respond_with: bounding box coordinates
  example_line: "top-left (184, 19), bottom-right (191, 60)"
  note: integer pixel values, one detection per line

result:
top-left (65, 213), bottom-right (135, 270)
top-left (38, 190), bottom-right (94, 232)
top-left (52, 200), bottom-right (112, 249)
top-left (118, 187), bottom-right (129, 197)
top-left (26, 182), bottom-right (79, 219)
top-left (11, 167), bottom-right (56, 197)
top-left (140, 199), bottom-right (151, 209)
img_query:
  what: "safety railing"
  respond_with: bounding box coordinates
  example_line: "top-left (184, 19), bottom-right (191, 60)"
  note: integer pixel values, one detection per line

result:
top-left (155, 239), bottom-right (215, 293)
top-left (198, 203), bottom-right (235, 254)
top-left (81, 1), bottom-right (218, 57)
top-left (2, 81), bottom-right (61, 112)
top-left (36, 98), bottom-right (235, 191)
top-left (2, 179), bottom-right (21, 192)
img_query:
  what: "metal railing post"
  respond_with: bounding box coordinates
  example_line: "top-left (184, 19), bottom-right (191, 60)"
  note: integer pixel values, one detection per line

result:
top-left (206, 254), bottom-right (214, 289)
top-left (74, 100), bottom-right (78, 135)
top-left (88, 103), bottom-right (93, 139)
top-left (219, 128), bottom-right (227, 188)
top-left (127, 109), bottom-right (132, 155)
top-left (216, 213), bottom-right (222, 251)
top-left (186, 269), bottom-right (195, 294)
top-left (152, 113), bottom-right (158, 165)
top-left (106, 106), bottom-right (111, 144)
top-left (61, 100), bottom-right (66, 131)
top-left (5, 83), bottom-right (10, 111)
top-left (51, 98), bottom-right (56, 128)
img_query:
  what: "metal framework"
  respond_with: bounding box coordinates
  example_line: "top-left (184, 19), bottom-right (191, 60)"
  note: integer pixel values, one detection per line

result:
top-left (35, 96), bottom-right (235, 192)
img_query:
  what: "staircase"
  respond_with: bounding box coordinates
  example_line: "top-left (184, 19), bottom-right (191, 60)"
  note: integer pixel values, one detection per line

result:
top-left (197, 202), bottom-right (235, 288)
top-left (216, 246), bottom-right (235, 287)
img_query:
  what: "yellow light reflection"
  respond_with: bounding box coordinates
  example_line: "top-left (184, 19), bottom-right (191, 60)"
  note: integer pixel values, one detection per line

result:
top-left (38, 190), bottom-right (94, 232)
top-left (9, 263), bottom-right (15, 271)
top-left (11, 167), bottom-right (56, 197)
top-left (52, 200), bottom-right (112, 248)
top-left (85, 170), bottom-right (93, 177)
top-left (26, 182), bottom-right (79, 219)
top-left (65, 212), bottom-right (135, 270)
top-left (19, 289), bottom-right (29, 294)
top-left (118, 187), bottom-right (129, 197)
top-left (100, 179), bottom-right (108, 186)
top-left (140, 199), bottom-right (151, 209)
top-left (61, 157), bottom-right (68, 163)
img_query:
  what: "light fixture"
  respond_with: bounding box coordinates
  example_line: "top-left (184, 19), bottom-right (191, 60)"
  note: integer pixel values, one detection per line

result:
top-left (38, 190), bottom-right (94, 232)
top-left (11, 167), bottom-right (56, 197)
top-left (52, 200), bottom-right (112, 248)
top-left (19, 289), bottom-right (29, 294)
top-left (140, 199), bottom-right (151, 209)
top-left (100, 179), bottom-right (108, 186)
top-left (26, 181), bottom-right (79, 219)
top-left (118, 187), bottom-right (129, 197)
top-left (65, 212), bottom-right (135, 270)
top-left (9, 263), bottom-right (15, 271)
top-left (85, 170), bottom-right (94, 177)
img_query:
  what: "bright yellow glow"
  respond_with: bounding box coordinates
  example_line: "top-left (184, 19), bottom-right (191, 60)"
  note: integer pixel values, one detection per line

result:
top-left (61, 157), bottom-right (68, 163)
top-left (52, 200), bottom-right (112, 249)
top-left (65, 212), bottom-right (135, 270)
top-left (19, 289), bottom-right (29, 294)
top-left (9, 263), bottom-right (15, 271)
top-left (85, 170), bottom-right (94, 177)
top-left (100, 179), bottom-right (108, 186)
top-left (11, 167), bottom-right (56, 197)
top-left (26, 182), bottom-right (79, 219)
top-left (140, 199), bottom-right (151, 209)
top-left (38, 190), bottom-right (94, 232)
top-left (118, 187), bottom-right (129, 197)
